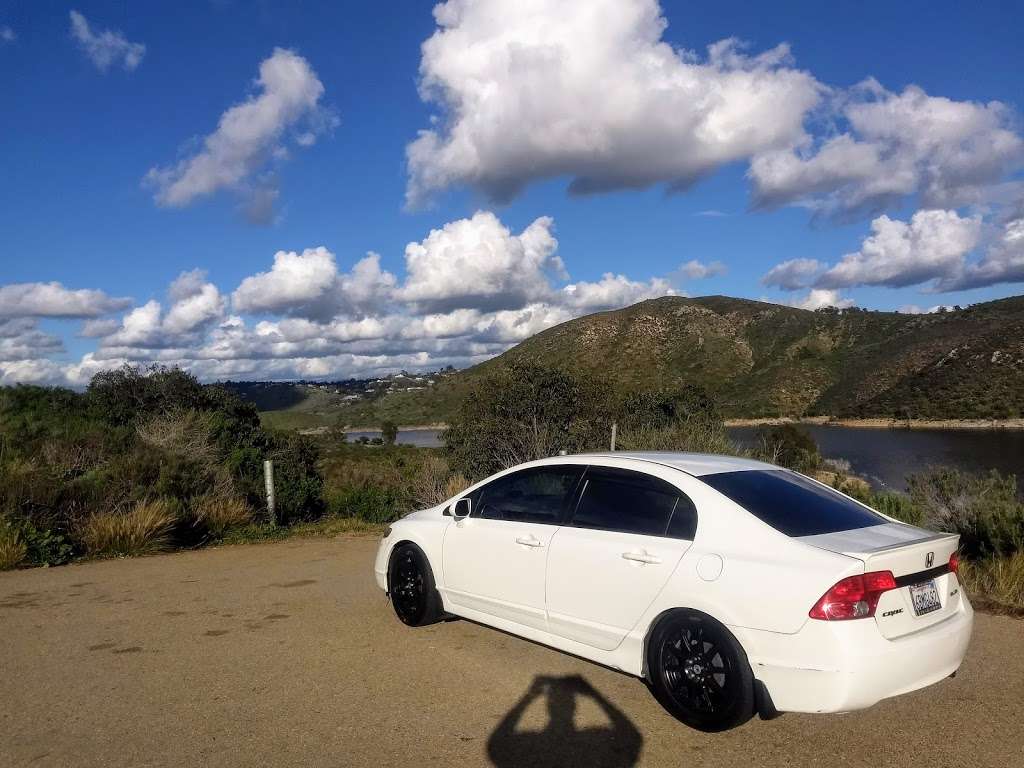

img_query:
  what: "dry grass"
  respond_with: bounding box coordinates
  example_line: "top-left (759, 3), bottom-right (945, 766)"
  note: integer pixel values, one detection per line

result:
top-left (221, 515), bottom-right (387, 546)
top-left (0, 525), bottom-right (27, 570)
top-left (80, 499), bottom-right (178, 558)
top-left (191, 493), bottom-right (253, 538)
top-left (293, 516), bottom-right (387, 538)
top-left (408, 454), bottom-right (470, 508)
top-left (960, 553), bottom-right (1024, 615)
top-left (136, 409), bottom-right (217, 462)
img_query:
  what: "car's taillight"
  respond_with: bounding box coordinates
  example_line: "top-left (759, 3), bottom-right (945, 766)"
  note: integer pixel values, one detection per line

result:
top-left (949, 552), bottom-right (959, 574)
top-left (808, 571), bottom-right (897, 621)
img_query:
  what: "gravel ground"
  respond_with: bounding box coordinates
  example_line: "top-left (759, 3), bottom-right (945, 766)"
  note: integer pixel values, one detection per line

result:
top-left (1, 536), bottom-right (1021, 768)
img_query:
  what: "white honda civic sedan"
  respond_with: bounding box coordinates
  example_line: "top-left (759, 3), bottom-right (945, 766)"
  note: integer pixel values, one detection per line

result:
top-left (374, 452), bottom-right (973, 731)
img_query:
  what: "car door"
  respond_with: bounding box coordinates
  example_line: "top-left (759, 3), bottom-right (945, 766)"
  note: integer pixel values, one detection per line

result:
top-left (442, 465), bottom-right (583, 632)
top-left (545, 467), bottom-right (697, 651)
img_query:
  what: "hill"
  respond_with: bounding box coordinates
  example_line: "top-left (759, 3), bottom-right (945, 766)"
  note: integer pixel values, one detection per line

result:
top-left (317, 295), bottom-right (1024, 426)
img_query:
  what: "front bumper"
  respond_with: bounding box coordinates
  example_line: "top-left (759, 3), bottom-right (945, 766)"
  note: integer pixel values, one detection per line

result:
top-left (737, 594), bottom-right (974, 714)
top-left (373, 537), bottom-right (392, 592)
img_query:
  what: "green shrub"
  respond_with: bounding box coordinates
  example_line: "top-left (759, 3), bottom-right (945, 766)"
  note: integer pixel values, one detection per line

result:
top-left (266, 432), bottom-right (324, 523)
top-left (616, 418), bottom-right (735, 454)
top-left (755, 424), bottom-right (821, 473)
top-left (616, 387), bottom-right (730, 454)
top-left (908, 468), bottom-right (1023, 558)
top-left (326, 486), bottom-right (402, 524)
top-left (0, 366), bottom-right (327, 565)
top-left (866, 490), bottom-right (920, 526)
top-left (15, 520), bottom-right (74, 566)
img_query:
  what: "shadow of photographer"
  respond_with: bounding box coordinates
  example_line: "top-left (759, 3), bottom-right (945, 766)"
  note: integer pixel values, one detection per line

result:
top-left (487, 674), bottom-right (642, 768)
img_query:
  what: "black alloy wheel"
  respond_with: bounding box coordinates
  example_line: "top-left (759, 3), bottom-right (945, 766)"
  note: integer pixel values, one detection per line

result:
top-left (646, 610), bottom-right (755, 731)
top-left (388, 544), bottom-right (443, 627)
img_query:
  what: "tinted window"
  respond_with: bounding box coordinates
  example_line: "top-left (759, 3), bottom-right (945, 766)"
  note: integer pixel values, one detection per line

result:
top-left (701, 469), bottom-right (884, 537)
top-left (570, 470), bottom-right (697, 539)
top-left (476, 466), bottom-right (582, 524)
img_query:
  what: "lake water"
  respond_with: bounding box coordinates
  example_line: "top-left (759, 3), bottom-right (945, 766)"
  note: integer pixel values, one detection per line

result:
top-left (727, 425), bottom-right (1024, 493)
top-left (345, 429), bottom-right (444, 448)
top-left (348, 425), bottom-right (1023, 492)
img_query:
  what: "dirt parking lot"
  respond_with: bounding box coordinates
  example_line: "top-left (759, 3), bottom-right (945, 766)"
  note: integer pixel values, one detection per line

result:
top-left (1, 536), bottom-right (1021, 768)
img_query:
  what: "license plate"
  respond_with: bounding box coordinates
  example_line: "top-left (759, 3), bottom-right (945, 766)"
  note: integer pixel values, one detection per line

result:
top-left (909, 580), bottom-right (942, 616)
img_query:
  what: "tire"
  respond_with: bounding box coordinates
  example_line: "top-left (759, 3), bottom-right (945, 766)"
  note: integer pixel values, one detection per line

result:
top-left (387, 544), bottom-right (444, 627)
top-left (645, 610), bottom-right (755, 732)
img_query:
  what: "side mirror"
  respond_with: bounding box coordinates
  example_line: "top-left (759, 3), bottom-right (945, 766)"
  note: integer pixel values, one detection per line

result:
top-left (452, 497), bottom-right (471, 521)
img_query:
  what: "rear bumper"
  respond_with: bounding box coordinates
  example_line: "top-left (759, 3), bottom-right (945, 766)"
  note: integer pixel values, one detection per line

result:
top-left (738, 595), bottom-right (973, 714)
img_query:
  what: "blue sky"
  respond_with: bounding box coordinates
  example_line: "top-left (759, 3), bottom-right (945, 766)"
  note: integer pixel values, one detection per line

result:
top-left (1, 1), bottom-right (1022, 385)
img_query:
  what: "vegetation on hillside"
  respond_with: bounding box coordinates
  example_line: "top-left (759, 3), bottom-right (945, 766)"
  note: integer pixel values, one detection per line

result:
top-left (320, 295), bottom-right (1024, 426)
top-left (2, 361), bottom-right (1021, 615)
top-left (0, 367), bottom-right (322, 566)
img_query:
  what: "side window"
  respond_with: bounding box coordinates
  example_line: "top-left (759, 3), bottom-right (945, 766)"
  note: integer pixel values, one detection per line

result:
top-left (570, 469), bottom-right (697, 539)
top-left (475, 466), bottom-right (582, 525)
top-left (666, 494), bottom-right (698, 540)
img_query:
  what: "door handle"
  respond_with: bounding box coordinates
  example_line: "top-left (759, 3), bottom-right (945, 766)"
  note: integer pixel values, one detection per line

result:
top-left (515, 535), bottom-right (544, 548)
top-left (621, 551), bottom-right (661, 565)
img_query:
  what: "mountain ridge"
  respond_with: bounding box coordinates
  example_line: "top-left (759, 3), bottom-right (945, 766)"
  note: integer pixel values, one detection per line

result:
top-left (288, 294), bottom-right (1024, 426)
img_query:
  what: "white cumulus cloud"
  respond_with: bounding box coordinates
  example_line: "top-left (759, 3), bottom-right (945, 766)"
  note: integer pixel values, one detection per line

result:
top-left (761, 258), bottom-right (823, 290)
top-left (0, 319), bottom-right (64, 361)
top-left (561, 274), bottom-right (673, 311)
top-left (764, 208), bottom-right (1024, 294)
top-left (399, 212), bottom-right (565, 312)
top-left (163, 271), bottom-right (226, 335)
top-left (3, 213), bottom-right (692, 386)
top-left (786, 289), bottom-right (854, 311)
top-left (817, 210), bottom-right (981, 290)
top-left (406, 0), bottom-right (821, 206)
top-left (232, 247), bottom-right (339, 315)
top-left (943, 214), bottom-right (1024, 291)
top-left (750, 80), bottom-right (1024, 218)
top-left (0, 282), bottom-right (132, 318)
top-left (145, 48), bottom-right (332, 218)
top-left (69, 10), bottom-right (145, 72)
top-left (674, 259), bottom-right (727, 280)
top-left (231, 248), bottom-right (395, 320)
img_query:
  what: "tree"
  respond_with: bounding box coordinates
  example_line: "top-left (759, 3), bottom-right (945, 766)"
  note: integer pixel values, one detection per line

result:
top-left (755, 424), bottom-right (820, 473)
top-left (613, 385), bottom-right (730, 454)
top-left (442, 362), bottom-right (608, 479)
top-left (381, 420), bottom-right (398, 446)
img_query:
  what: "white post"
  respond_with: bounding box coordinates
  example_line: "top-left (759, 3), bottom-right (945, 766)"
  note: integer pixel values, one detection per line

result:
top-left (264, 460), bottom-right (276, 526)
top-left (610, 421), bottom-right (617, 451)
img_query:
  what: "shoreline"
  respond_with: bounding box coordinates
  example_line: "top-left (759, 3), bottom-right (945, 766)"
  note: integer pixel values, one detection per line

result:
top-left (344, 423), bottom-right (447, 432)
top-left (333, 417), bottom-right (1024, 432)
top-left (723, 416), bottom-right (1024, 431)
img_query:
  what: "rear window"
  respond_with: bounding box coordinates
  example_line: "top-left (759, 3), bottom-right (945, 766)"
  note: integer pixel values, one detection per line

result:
top-left (700, 469), bottom-right (884, 537)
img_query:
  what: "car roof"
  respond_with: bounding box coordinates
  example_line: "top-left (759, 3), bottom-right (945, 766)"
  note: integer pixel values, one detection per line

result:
top-left (552, 451), bottom-right (778, 477)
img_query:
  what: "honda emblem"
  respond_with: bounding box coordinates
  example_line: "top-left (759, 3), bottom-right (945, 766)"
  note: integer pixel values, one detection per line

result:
top-left (926, 551), bottom-right (934, 568)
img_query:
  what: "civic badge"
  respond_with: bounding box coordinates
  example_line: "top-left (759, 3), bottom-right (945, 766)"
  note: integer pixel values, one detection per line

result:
top-left (926, 551), bottom-right (934, 568)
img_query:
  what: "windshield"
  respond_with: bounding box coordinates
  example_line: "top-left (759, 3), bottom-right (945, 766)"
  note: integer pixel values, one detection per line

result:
top-left (700, 469), bottom-right (885, 537)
